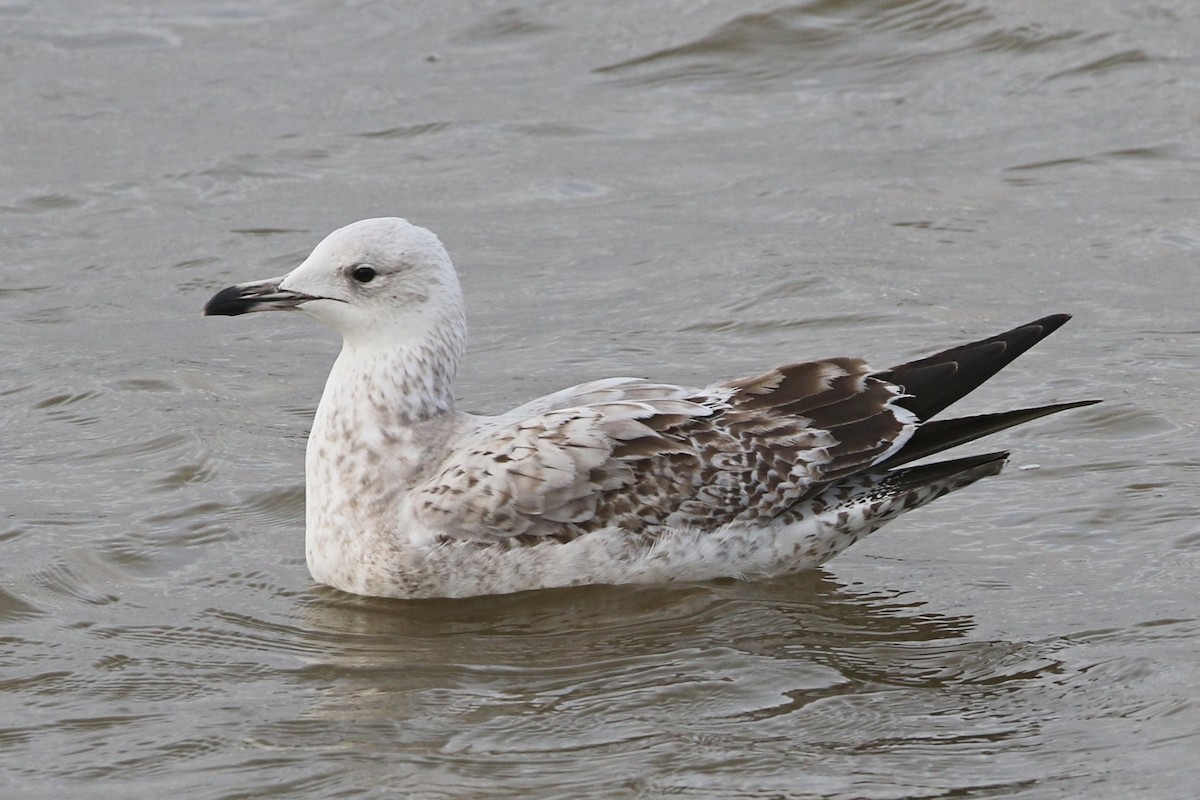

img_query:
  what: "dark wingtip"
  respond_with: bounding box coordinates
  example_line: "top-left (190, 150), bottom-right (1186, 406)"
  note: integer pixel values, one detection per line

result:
top-left (1028, 313), bottom-right (1072, 337)
top-left (203, 285), bottom-right (255, 316)
top-left (876, 313), bottom-right (1078, 421)
top-left (881, 398), bottom-right (1101, 468)
top-left (887, 450), bottom-right (1009, 491)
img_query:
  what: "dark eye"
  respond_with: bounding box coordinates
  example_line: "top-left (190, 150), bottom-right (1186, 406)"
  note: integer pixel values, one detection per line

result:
top-left (351, 265), bottom-right (377, 283)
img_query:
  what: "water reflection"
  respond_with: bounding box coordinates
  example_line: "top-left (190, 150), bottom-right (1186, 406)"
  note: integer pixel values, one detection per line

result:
top-left (175, 573), bottom-right (1082, 795)
top-left (282, 577), bottom-right (1039, 728)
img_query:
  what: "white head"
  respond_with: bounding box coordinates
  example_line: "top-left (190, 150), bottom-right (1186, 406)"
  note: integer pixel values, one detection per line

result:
top-left (205, 217), bottom-right (466, 352)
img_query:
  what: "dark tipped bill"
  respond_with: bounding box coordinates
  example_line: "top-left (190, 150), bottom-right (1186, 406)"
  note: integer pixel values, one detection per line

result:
top-left (203, 278), bottom-right (314, 316)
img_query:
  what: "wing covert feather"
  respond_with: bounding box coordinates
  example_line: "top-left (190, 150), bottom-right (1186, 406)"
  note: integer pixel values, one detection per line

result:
top-left (412, 360), bottom-right (914, 542)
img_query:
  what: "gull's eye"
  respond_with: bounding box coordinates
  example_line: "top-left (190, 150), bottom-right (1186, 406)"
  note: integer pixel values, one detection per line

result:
top-left (351, 265), bottom-right (377, 284)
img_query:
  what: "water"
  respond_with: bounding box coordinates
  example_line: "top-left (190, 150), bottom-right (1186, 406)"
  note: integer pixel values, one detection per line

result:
top-left (2, 1), bottom-right (1198, 797)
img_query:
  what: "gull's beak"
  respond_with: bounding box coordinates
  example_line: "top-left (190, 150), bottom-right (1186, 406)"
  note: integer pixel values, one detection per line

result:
top-left (203, 278), bottom-right (315, 316)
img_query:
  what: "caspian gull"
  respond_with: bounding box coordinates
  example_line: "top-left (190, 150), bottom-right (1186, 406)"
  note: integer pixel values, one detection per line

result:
top-left (204, 218), bottom-right (1097, 599)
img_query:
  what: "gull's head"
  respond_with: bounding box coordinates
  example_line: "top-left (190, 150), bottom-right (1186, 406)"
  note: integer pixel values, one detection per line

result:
top-left (204, 218), bottom-right (464, 348)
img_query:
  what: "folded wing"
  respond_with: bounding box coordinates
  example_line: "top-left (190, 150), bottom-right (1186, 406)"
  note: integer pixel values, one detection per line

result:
top-left (411, 359), bottom-right (915, 543)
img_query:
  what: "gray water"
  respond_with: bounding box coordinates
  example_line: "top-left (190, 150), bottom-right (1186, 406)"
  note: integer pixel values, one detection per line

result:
top-left (2, 1), bottom-right (1198, 797)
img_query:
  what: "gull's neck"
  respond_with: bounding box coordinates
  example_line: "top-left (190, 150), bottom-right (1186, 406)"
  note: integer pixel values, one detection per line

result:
top-left (304, 321), bottom-right (467, 596)
top-left (322, 319), bottom-right (467, 427)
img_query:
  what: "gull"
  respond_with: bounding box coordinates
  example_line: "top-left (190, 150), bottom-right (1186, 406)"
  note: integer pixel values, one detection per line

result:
top-left (204, 218), bottom-right (1097, 599)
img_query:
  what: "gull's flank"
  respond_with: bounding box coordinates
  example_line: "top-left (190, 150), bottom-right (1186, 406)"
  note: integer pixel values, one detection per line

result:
top-left (204, 217), bottom-right (1097, 599)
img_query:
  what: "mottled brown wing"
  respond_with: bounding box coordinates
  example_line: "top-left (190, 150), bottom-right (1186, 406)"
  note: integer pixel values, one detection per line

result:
top-left (658, 357), bottom-right (915, 529)
top-left (411, 360), bottom-right (914, 542)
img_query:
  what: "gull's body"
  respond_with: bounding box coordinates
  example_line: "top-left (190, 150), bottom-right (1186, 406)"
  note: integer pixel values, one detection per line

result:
top-left (205, 218), bottom-right (1095, 599)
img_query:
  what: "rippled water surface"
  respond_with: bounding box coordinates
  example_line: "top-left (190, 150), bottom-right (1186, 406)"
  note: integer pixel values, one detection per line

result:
top-left (3, 1), bottom-right (1198, 797)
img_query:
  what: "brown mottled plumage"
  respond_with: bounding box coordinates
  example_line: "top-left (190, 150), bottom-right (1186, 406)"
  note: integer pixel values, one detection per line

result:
top-left (416, 358), bottom-right (911, 544)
